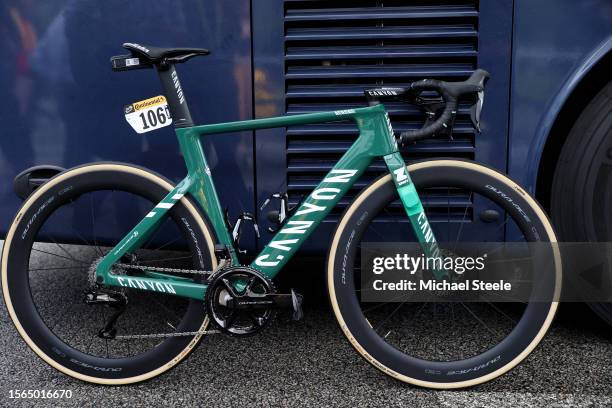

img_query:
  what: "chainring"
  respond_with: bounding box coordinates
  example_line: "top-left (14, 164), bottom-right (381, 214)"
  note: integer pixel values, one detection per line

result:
top-left (205, 266), bottom-right (276, 336)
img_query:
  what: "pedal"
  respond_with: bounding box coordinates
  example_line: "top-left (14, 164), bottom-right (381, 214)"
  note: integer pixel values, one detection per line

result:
top-left (266, 289), bottom-right (304, 321)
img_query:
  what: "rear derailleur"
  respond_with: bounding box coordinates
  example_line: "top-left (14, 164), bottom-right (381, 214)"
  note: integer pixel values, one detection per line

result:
top-left (205, 266), bottom-right (303, 336)
top-left (83, 287), bottom-right (127, 339)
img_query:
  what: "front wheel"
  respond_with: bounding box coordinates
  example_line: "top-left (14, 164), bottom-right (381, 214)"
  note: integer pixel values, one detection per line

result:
top-left (327, 159), bottom-right (561, 389)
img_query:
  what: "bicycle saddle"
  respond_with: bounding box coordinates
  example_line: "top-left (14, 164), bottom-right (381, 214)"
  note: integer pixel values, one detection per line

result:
top-left (122, 42), bottom-right (210, 64)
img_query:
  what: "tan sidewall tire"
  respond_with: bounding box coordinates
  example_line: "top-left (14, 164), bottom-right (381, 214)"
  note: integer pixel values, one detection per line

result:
top-left (2, 163), bottom-right (217, 385)
top-left (327, 160), bottom-right (561, 389)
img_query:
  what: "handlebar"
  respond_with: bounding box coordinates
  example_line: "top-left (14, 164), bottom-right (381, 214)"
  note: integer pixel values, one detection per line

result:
top-left (365, 69), bottom-right (490, 144)
top-left (401, 78), bottom-right (459, 142)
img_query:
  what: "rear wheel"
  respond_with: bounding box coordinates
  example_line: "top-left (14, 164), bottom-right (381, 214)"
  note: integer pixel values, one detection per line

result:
top-left (328, 160), bottom-right (561, 388)
top-left (551, 81), bottom-right (612, 325)
top-left (2, 163), bottom-right (217, 384)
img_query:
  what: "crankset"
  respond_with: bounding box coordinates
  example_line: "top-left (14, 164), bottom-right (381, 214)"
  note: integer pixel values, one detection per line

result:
top-left (205, 266), bottom-right (303, 336)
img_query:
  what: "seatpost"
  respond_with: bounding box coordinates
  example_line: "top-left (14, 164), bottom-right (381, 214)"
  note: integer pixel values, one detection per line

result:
top-left (156, 62), bottom-right (193, 128)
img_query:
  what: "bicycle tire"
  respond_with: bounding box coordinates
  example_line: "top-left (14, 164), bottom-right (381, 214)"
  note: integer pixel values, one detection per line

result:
top-left (327, 159), bottom-right (561, 389)
top-left (2, 162), bottom-right (217, 384)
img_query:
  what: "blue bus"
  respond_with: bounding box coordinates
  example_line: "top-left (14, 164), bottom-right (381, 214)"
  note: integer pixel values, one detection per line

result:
top-left (1, 0), bottom-right (611, 320)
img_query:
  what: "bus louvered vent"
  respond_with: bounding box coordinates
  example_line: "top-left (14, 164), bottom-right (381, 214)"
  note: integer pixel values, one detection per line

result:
top-left (284, 0), bottom-right (479, 217)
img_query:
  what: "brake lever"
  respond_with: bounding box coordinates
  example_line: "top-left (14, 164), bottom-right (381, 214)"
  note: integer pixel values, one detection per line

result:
top-left (469, 90), bottom-right (485, 133)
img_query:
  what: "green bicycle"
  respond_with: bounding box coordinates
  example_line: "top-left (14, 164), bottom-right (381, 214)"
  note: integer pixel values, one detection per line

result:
top-left (2, 43), bottom-right (561, 388)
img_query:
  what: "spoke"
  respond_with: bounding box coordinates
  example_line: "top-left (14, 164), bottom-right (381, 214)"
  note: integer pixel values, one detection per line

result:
top-left (47, 237), bottom-right (88, 265)
top-left (368, 211), bottom-right (391, 241)
top-left (90, 193), bottom-right (103, 257)
top-left (31, 248), bottom-right (89, 265)
top-left (362, 291), bottom-right (411, 312)
top-left (29, 266), bottom-right (85, 272)
top-left (151, 298), bottom-right (181, 326)
top-left (451, 302), bottom-right (459, 358)
top-left (141, 217), bottom-right (169, 250)
top-left (435, 302), bottom-right (442, 356)
top-left (151, 236), bottom-right (182, 252)
top-left (452, 192), bottom-right (473, 252)
top-left (485, 302), bottom-right (518, 324)
top-left (102, 308), bottom-right (109, 358)
top-left (67, 217), bottom-right (103, 258)
top-left (459, 302), bottom-right (499, 338)
top-left (373, 301), bottom-right (406, 333)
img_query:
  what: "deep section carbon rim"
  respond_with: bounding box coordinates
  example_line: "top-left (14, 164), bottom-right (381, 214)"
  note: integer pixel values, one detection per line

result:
top-left (329, 161), bottom-right (560, 386)
top-left (3, 165), bottom-right (215, 381)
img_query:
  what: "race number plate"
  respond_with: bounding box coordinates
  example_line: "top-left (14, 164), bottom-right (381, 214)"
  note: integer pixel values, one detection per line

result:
top-left (124, 95), bottom-right (172, 134)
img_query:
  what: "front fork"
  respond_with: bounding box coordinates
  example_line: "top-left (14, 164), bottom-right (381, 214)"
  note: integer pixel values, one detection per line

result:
top-left (383, 152), bottom-right (446, 279)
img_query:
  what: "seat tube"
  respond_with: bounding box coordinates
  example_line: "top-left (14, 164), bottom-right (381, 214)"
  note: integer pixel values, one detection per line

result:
top-left (157, 64), bottom-right (193, 128)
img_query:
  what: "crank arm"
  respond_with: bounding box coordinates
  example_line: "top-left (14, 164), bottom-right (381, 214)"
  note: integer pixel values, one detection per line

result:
top-left (230, 289), bottom-right (304, 320)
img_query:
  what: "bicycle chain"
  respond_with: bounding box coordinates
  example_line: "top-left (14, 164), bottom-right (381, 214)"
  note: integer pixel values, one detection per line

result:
top-left (104, 260), bottom-right (227, 340)
top-left (114, 330), bottom-right (220, 339)
top-left (113, 263), bottom-right (214, 276)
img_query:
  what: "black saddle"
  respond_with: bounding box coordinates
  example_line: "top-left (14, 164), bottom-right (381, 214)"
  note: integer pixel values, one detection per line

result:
top-left (122, 42), bottom-right (209, 64)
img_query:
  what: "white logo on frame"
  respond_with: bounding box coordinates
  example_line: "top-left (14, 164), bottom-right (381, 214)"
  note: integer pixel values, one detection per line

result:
top-left (393, 167), bottom-right (408, 182)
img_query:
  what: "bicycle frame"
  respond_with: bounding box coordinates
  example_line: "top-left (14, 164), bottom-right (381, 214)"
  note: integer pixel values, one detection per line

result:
top-left (95, 104), bottom-right (442, 300)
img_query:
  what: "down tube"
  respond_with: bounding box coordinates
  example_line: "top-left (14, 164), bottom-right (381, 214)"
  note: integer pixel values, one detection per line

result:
top-left (251, 145), bottom-right (372, 279)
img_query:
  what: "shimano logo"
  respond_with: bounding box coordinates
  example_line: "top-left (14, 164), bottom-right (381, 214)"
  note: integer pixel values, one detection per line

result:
top-left (171, 71), bottom-right (185, 104)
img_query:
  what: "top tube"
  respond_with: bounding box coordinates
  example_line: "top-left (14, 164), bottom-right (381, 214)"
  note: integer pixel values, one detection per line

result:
top-left (187, 105), bottom-right (387, 136)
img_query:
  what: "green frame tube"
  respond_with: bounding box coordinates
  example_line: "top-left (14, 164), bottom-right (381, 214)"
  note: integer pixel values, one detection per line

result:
top-left (95, 104), bottom-right (442, 299)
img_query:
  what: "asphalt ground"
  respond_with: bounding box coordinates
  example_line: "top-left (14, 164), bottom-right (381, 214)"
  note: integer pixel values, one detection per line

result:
top-left (0, 241), bottom-right (611, 408)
